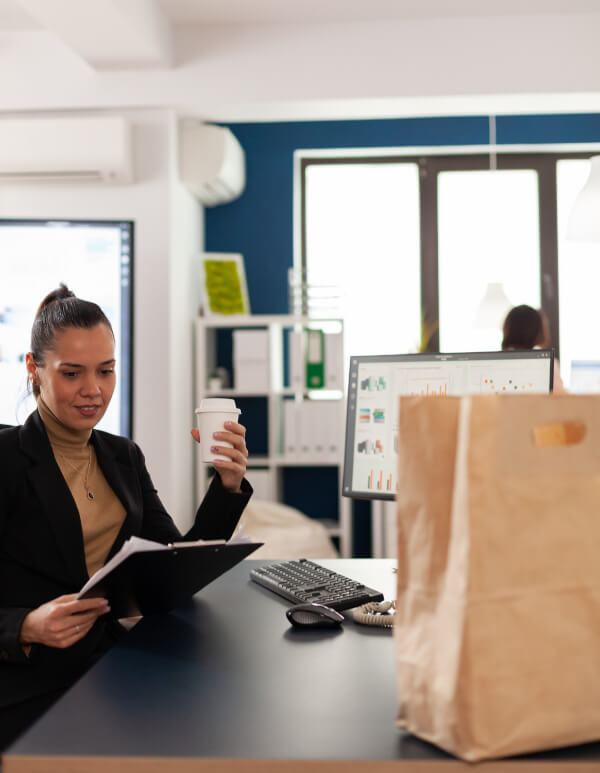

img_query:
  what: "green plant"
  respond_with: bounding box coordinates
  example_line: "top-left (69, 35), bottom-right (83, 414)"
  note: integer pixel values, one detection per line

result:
top-left (419, 314), bottom-right (438, 353)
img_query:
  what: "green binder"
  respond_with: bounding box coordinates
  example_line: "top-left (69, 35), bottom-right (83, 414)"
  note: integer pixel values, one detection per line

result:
top-left (305, 329), bottom-right (325, 388)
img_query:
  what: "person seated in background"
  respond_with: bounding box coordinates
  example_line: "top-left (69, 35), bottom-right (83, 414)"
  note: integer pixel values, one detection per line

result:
top-left (0, 284), bottom-right (252, 751)
top-left (501, 304), bottom-right (565, 392)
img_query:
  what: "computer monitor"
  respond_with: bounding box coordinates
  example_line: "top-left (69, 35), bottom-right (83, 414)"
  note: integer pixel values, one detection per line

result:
top-left (0, 218), bottom-right (133, 435)
top-left (342, 350), bottom-right (554, 501)
top-left (569, 360), bottom-right (600, 394)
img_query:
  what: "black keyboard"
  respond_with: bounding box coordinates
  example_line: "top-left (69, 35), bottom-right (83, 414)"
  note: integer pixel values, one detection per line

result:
top-left (250, 559), bottom-right (384, 611)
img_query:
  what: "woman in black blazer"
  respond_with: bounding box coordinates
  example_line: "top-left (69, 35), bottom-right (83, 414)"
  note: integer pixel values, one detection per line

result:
top-left (0, 286), bottom-right (252, 749)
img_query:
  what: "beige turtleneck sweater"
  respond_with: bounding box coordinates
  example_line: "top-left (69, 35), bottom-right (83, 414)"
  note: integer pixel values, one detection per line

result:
top-left (37, 398), bottom-right (126, 578)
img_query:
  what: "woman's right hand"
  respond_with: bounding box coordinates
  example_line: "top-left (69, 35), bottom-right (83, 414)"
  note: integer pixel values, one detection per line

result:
top-left (19, 594), bottom-right (111, 649)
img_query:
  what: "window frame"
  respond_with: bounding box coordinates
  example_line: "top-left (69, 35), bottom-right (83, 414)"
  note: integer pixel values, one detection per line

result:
top-left (297, 146), bottom-right (600, 360)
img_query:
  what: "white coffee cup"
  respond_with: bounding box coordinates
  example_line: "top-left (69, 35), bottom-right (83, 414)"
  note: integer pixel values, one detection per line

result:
top-left (195, 398), bottom-right (241, 463)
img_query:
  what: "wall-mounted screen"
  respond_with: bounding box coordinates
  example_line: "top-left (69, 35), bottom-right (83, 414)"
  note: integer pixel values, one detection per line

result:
top-left (343, 349), bottom-right (554, 501)
top-left (0, 219), bottom-right (133, 435)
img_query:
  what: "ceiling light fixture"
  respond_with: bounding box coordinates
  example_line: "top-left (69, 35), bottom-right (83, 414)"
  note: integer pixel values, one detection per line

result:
top-left (566, 155), bottom-right (600, 242)
top-left (473, 282), bottom-right (512, 330)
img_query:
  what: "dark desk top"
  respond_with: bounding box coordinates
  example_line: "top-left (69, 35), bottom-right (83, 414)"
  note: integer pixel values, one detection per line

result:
top-left (5, 559), bottom-right (600, 772)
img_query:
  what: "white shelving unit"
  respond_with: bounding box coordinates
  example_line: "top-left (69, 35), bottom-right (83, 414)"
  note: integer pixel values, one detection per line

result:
top-left (195, 314), bottom-right (352, 557)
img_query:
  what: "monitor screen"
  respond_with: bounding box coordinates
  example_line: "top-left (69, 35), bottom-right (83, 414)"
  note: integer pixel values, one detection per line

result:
top-left (569, 360), bottom-right (600, 394)
top-left (343, 350), bottom-right (554, 501)
top-left (0, 219), bottom-right (133, 435)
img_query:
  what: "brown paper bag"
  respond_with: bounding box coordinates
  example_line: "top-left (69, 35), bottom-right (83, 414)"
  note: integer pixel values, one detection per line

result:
top-left (395, 394), bottom-right (600, 761)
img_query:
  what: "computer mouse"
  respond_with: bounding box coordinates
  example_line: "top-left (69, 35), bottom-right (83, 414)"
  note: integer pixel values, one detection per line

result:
top-left (286, 602), bottom-right (344, 628)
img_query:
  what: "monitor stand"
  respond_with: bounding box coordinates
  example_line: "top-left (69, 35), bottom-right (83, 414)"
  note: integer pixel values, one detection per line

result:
top-left (371, 499), bottom-right (397, 558)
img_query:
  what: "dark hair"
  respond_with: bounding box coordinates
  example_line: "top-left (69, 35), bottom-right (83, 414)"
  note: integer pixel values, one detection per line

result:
top-left (501, 304), bottom-right (544, 351)
top-left (29, 284), bottom-right (114, 397)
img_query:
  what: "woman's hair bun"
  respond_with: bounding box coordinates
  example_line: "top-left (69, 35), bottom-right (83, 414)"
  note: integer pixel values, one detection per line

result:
top-left (35, 283), bottom-right (75, 318)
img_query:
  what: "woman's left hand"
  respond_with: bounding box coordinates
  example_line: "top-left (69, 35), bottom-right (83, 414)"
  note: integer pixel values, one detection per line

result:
top-left (191, 421), bottom-right (248, 493)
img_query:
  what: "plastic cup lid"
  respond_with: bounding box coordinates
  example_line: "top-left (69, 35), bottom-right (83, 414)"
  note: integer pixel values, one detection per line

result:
top-left (195, 398), bottom-right (241, 414)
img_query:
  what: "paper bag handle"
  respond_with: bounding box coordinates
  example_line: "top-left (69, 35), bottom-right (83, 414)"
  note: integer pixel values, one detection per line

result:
top-left (533, 421), bottom-right (586, 447)
top-left (498, 396), bottom-right (600, 475)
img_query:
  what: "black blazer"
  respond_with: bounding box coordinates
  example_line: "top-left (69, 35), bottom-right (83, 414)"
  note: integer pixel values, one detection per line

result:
top-left (0, 411), bottom-right (251, 708)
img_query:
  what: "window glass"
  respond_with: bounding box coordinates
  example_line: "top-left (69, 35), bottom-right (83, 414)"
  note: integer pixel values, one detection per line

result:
top-left (304, 163), bottom-right (421, 367)
top-left (438, 169), bottom-right (540, 352)
top-left (556, 158), bottom-right (600, 389)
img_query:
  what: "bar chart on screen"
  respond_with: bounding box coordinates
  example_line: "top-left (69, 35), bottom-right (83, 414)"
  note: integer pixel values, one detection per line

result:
top-left (407, 378), bottom-right (449, 396)
top-left (367, 468), bottom-right (394, 492)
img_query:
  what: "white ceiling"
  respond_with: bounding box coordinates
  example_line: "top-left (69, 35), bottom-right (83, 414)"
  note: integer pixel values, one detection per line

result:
top-left (1, 0), bottom-right (600, 119)
top-left (0, 0), bottom-right (36, 27)
top-left (155, 0), bottom-right (600, 23)
top-left (1, 0), bottom-right (599, 29)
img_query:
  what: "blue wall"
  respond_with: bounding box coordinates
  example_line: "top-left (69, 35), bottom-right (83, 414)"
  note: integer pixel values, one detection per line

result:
top-left (206, 113), bottom-right (600, 314)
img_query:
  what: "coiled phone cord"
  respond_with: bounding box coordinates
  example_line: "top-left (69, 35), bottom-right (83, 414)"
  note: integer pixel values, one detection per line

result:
top-left (352, 600), bottom-right (396, 628)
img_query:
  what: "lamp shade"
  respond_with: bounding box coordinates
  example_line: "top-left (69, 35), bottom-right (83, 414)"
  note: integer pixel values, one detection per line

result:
top-left (473, 282), bottom-right (512, 329)
top-left (567, 155), bottom-right (600, 242)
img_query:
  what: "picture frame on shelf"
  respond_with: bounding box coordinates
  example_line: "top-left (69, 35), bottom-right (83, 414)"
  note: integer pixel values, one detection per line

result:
top-left (199, 252), bottom-right (250, 316)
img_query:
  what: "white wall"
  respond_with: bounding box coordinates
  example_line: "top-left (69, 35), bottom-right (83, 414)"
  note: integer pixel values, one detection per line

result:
top-left (166, 112), bottom-right (204, 529)
top-left (0, 14), bottom-right (599, 119)
top-left (0, 108), bottom-right (203, 530)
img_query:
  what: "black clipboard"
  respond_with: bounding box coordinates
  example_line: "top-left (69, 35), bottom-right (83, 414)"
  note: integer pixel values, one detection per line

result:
top-left (78, 540), bottom-right (262, 618)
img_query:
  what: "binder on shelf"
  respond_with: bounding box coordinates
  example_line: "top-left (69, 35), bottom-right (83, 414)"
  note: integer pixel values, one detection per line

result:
top-left (289, 328), bottom-right (342, 392)
top-left (283, 400), bottom-right (342, 460)
top-left (298, 402), bottom-right (313, 457)
top-left (325, 400), bottom-right (342, 456)
top-left (299, 401), bottom-right (319, 456)
top-left (288, 330), bottom-right (303, 390)
top-left (324, 332), bottom-right (344, 390)
top-left (283, 399), bottom-right (298, 456)
top-left (312, 401), bottom-right (341, 458)
top-left (78, 535), bottom-right (262, 618)
top-left (306, 329), bottom-right (325, 388)
top-left (312, 402), bottom-right (327, 456)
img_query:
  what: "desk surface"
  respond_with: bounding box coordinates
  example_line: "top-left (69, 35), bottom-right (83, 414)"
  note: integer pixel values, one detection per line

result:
top-left (5, 559), bottom-right (600, 772)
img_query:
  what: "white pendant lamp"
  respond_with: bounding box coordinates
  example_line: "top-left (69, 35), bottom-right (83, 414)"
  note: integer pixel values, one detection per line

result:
top-left (567, 155), bottom-right (600, 242)
top-left (473, 282), bottom-right (512, 329)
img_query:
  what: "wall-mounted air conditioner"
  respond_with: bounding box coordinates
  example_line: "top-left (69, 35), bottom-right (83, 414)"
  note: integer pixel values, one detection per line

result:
top-left (179, 122), bottom-right (245, 206)
top-left (0, 115), bottom-right (133, 184)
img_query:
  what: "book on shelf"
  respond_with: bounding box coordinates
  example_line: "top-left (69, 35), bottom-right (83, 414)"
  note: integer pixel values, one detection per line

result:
top-left (77, 535), bottom-right (262, 618)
